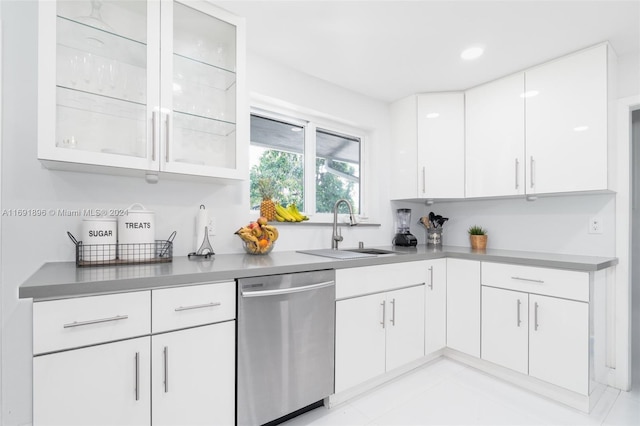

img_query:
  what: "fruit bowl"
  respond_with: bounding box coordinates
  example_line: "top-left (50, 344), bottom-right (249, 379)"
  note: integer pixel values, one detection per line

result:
top-left (242, 239), bottom-right (274, 255)
top-left (235, 218), bottom-right (279, 255)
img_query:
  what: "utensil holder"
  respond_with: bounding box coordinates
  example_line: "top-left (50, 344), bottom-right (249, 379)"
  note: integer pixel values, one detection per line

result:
top-left (427, 228), bottom-right (442, 246)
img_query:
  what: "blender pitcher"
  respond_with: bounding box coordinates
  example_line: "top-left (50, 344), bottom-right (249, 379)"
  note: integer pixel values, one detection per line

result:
top-left (394, 209), bottom-right (417, 246)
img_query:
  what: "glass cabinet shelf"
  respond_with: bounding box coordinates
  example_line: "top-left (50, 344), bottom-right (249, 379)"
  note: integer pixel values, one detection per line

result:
top-left (57, 16), bottom-right (146, 67)
top-left (173, 111), bottom-right (236, 138)
top-left (56, 86), bottom-right (146, 157)
top-left (173, 53), bottom-right (235, 92)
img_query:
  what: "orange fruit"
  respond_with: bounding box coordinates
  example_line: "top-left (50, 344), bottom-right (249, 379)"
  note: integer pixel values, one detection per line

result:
top-left (258, 238), bottom-right (269, 249)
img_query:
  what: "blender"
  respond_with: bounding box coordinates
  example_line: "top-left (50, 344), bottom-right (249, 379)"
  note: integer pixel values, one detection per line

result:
top-left (393, 208), bottom-right (418, 246)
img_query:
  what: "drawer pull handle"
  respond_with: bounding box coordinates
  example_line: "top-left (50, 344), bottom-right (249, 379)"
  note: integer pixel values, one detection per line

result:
top-left (516, 299), bottom-right (522, 327)
top-left (534, 302), bottom-right (540, 331)
top-left (380, 301), bottom-right (386, 329)
top-left (510, 276), bottom-right (544, 284)
top-left (63, 314), bottom-right (129, 328)
top-left (163, 346), bottom-right (169, 393)
top-left (135, 351), bottom-right (140, 401)
top-left (174, 302), bottom-right (221, 312)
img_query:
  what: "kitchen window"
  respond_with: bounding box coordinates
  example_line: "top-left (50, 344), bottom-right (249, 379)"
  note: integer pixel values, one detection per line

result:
top-left (250, 110), bottom-right (362, 218)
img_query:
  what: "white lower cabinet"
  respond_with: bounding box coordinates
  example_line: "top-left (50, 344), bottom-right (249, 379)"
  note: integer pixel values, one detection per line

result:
top-left (481, 286), bottom-right (529, 374)
top-left (151, 321), bottom-right (235, 426)
top-left (481, 263), bottom-right (590, 395)
top-left (335, 293), bottom-right (387, 392)
top-left (385, 286), bottom-right (427, 370)
top-left (528, 294), bottom-right (589, 394)
top-left (335, 284), bottom-right (425, 393)
top-left (446, 259), bottom-right (481, 357)
top-left (425, 259), bottom-right (447, 355)
top-left (34, 337), bottom-right (151, 426)
top-left (33, 282), bottom-right (236, 426)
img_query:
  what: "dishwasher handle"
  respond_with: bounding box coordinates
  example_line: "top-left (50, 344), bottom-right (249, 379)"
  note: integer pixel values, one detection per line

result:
top-left (241, 280), bottom-right (335, 298)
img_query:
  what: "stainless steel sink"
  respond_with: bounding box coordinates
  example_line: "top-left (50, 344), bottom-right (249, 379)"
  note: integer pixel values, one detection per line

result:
top-left (342, 248), bottom-right (401, 255)
top-left (297, 248), bottom-right (403, 259)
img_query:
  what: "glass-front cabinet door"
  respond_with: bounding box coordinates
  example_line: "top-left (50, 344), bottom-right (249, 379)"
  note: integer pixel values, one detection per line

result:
top-left (161, 1), bottom-right (244, 178)
top-left (38, 0), bottom-right (246, 180)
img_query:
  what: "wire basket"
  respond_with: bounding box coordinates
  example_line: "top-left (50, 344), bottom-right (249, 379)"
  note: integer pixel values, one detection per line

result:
top-left (68, 232), bottom-right (175, 267)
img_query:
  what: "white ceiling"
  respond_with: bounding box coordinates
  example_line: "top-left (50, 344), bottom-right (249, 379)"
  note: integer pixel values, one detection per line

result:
top-left (213, 0), bottom-right (640, 103)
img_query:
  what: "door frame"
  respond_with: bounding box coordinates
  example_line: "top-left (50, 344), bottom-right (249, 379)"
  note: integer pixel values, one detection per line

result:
top-left (613, 94), bottom-right (640, 390)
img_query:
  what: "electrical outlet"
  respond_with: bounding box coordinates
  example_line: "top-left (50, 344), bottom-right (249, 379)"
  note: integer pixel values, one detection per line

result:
top-left (588, 217), bottom-right (603, 234)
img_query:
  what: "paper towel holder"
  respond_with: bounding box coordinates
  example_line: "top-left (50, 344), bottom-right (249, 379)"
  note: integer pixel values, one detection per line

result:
top-left (188, 205), bottom-right (215, 259)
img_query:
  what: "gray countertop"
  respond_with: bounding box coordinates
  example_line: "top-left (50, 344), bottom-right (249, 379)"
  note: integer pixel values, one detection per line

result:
top-left (19, 245), bottom-right (618, 300)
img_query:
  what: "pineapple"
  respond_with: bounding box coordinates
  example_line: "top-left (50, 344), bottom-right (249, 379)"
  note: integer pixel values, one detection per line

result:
top-left (258, 178), bottom-right (276, 221)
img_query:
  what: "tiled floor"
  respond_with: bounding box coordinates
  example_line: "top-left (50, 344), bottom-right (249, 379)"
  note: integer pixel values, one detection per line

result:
top-left (282, 359), bottom-right (640, 426)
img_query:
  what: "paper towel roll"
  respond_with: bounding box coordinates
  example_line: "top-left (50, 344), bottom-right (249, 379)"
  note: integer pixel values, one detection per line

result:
top-left (195, 205), bottom-right (214, 251)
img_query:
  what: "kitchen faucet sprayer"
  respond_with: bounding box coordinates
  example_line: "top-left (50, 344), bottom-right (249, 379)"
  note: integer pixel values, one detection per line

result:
top-left (332, 199), bottom-right (357, 249)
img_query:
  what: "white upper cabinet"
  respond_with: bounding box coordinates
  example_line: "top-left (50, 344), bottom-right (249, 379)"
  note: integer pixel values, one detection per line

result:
top-left (38, 0), bottom-right (246, 181)
top-left (465, 73), bottom-right (525, 198)
top-left (417, 93), bottom-right (465, 199)
top-left (390, 95), bottom-right (419, 200)
top-left (390, 93), bottom-right (465, 200)
top-left (525, 44), bottom-right (609, 194)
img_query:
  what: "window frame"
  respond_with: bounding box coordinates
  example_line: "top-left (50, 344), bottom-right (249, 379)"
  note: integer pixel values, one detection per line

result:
top-left (249, 100), bottom-right (368, 223)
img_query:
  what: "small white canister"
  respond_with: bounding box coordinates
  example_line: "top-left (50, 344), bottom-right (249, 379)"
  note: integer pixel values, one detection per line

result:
top-left (81, 217), bottom-right (117, 262)
top-left (118, 203), bottom-right (155, 260)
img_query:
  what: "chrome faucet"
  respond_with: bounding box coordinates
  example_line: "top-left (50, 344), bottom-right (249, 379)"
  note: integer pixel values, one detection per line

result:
top-left (332, 199), bottom-right (357, 249)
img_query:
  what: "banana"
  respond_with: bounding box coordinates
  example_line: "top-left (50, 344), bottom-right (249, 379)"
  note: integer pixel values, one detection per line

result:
top-left (274, 213), bottom-right (285, 222)
top-left (275, 203), bottom-right (296, 222)
top-left (287, 204), bottom-right (303, 221)
top-left (263, 225), bottom-right (279, 241)
top-left (288, 204), bottom-right (309, 221)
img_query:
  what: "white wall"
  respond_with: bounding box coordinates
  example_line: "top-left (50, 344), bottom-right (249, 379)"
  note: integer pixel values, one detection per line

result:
top-left (617, 51), bottom-right (640, 99)
top-left (0, 3), bottom-right (394, 424)
top-left (395, 194), bottom-right (616, 257)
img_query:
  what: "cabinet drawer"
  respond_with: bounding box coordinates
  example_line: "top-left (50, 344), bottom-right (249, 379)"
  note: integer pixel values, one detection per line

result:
top-left (336, 261), bottom-right (428, 299)
top-left (33, 291), bottom-right (150, 355)
top-left (481, 262), bottom-right (588, 302)
top-left (152, 281), bottom-right (236, 333)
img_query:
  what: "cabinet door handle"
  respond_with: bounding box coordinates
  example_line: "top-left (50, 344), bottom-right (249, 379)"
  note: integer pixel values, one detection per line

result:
top-left (422, 166), bottom-right (426, 194)
top-left (534, 302), bottom-right (539, 331)
top-left (530, 156), bottom-right (535, 188)
top-left (516, 299), bottom-right (522, 327)
top-left (174, 302), bottom-right (221, 312)
top-left (515, 158), bottom-right (519, 190)
top-left (428, 266), bottom-right (434, 290)
top-left (152, 111), bottom-right (159, 161)
top-left (380, 301), bottom-right (386, 328)
top-left (163, 346), bottom-right (169, 393)
top-left (134, 351), bottom-right (140, 401)
top-left (63, 314), bottom-right (128, 328)
top-left (511, 276), bottom-right (544, 284)
top-left (390, 298), bottom-right (396, 326)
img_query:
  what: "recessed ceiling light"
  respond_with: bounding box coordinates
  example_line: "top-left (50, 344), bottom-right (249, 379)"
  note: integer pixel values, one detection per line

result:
top-left (460, 46), bottom-right (484, 60)
top-left (426, 112), bottom-right (440, 119)
top-left (520, 90), bottom-right (540, 98)
top-left (574, 126), bottom-right (589, 132)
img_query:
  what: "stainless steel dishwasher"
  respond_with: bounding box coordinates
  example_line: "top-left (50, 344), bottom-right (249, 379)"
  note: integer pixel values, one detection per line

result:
top-left (237, 270), bottom-right (336, 426)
